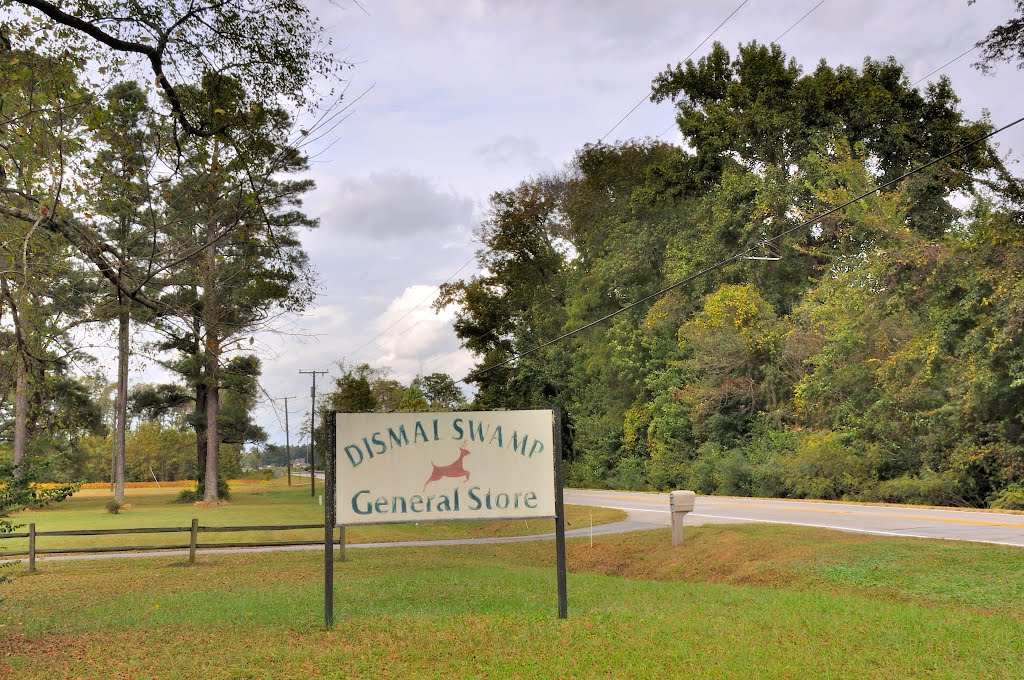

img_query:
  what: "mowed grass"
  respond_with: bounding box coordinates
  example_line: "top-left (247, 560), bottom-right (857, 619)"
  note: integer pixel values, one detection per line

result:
top-left (2, 524), bottom-right (1023, 678)
top-left (0, 477), bottom-right (624, 554)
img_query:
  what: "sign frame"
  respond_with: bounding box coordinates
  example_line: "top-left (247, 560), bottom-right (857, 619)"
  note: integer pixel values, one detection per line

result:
top-left (323, 408), bottom-right (567, 628)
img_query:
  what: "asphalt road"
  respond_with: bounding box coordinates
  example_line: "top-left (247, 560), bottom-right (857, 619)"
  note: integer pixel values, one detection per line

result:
top-left (13, 483), bottom-right (1021, 566)
top-left (565, 489), bottom-right (1024, 548)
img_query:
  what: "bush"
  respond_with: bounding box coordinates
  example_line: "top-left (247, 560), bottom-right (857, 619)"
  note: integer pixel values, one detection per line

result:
top-left (105, 499), bottom-right (123, 514)
top-left (717, 451), bottom-right (753, 496)
top-left (875, 469), bottom-right (962, 506)
top-left (778, 430), bottom-right (877, 500)
top-left (235, 468), bottom-right (275, 481)
top-left (989, 484), bottom-right (1024, 510)
top-left (172, 477), bottom-right (231, 504)
top-left (174, 488), bottom-right (201, 504)
top-left (609, 457), bottom-right (647, 491)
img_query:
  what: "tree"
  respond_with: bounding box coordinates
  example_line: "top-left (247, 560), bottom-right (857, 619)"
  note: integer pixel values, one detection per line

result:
top-left (438, 42), bottom-right (1024, 504)
top-left (143, 74), bottom-right (316, 502)
top-left (0, 1), bottom-right (344, 308)
top-left (436, 178), bottom-right (571, 409)
top-left (414, 372), bottom-right (466, 410)
top-left (2, 3), bottom-right (342, 499)
top-left (973, 0), bottom-right (1024, 72)
top-left (84, 80), bottom-right (166, 502)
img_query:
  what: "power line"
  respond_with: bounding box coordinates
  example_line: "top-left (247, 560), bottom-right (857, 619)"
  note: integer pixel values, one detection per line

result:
top-left (350, 0), bottom-right (745, 372)
top-left (774, 0), bottom-right (826, 43)
top-left (461, 113), bottom-right (1024, 384)
top-left (340, 255), bottom-right (474, 360)
top-left (344, 317), bottom-right (422, 366)
top-left (912, 45), bottom-right (979, 87)
top-left (658, 0), bottom-right (819, 142)
top-left (598, 0), bottom-right (751, 144)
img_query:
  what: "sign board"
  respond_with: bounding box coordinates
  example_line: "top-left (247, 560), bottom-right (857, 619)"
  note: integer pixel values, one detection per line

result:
top-left (335, 410), bottom-right (555, 525)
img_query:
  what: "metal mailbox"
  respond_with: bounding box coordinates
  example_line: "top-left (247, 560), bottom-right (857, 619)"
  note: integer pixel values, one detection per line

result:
top-left (669, 490), bottom-right (696, 514)
top-left (669, 490), bottom-right (696, 545)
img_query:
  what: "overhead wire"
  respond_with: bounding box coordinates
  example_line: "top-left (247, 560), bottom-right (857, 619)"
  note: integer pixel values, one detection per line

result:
top-left (460, 113), bottom-right (1024, 384)
top-left (598, 0), bottom-right (751, 144)
top-left (774, 0), bottom-right (825, 43)
top-left (344, 1), bottom-right (752, 378)
top-left (657, 0), bottom-right (824, 142)
top-left (340, 254), bottom-right (475, 361)
top-left (912, 45), bottom-right (980, 87)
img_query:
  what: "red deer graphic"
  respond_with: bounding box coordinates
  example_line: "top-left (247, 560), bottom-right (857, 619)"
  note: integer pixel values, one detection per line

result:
top-left (423, 446), bottom-right (471, 491)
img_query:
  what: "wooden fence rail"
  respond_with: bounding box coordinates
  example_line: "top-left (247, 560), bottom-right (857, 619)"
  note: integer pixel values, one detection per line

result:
top-left (1, 521), bottom-right (341, 571)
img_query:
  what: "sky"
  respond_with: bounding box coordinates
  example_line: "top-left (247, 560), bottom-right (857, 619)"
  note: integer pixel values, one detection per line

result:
top-left (119, 0), bottom-right (1024, 445)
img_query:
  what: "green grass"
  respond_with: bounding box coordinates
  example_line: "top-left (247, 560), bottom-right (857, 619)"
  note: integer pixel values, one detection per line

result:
top-left (2, 524), bottom-right (1022, 678)
top-left (0, 477), bottom-right (624, 554)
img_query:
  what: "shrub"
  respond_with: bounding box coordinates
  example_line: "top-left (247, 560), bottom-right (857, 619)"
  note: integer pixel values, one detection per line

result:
top-left (875, 469), bottom-right (962, 506)
top-left (989, 484), bottom-right (1024, 511)
top-left (609, 457), bottom-right (647, 491)
top-left (717, 451), bottom-right (753, 496)
top-left (173, 477), bottom-right (231, 504)
top-left (105, 499), bottom-right (123, 514)
top-left (174, 488), bottom-right (201, 504)
top-left (778, 430), bottom-right (877, 500)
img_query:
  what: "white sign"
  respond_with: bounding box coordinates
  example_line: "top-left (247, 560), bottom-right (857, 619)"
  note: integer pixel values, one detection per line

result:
top-left (335, 410), bottom-right (555, 525)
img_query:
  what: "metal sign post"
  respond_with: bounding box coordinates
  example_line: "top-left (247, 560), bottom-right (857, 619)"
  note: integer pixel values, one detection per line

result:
top-left (325, 411), bottom-right (337, 629)
top-left (552, 408), bottom-right (568, 619)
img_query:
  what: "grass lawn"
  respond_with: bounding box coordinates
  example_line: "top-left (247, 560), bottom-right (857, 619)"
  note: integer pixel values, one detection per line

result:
top-left (1, 524), bottom-right (1022, 678)
top-left (0, 477), bottom-right (625, 555)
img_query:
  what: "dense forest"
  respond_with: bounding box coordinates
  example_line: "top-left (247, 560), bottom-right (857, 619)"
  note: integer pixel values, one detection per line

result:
top-left (438, 42), bottom-right (1024, 509)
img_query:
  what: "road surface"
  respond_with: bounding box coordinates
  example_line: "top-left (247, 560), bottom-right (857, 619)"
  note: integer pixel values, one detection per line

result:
top-left (566, 489), bottom-right (1024, 547)
top-left (12, 485), bottom-right (1021, 566)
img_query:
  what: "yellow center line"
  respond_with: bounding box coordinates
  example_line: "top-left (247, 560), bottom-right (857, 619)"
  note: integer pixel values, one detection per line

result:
top-left (571, 493), bottom-right (1024, 529)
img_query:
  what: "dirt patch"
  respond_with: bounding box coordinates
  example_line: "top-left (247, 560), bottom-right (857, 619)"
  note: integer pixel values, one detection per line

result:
top-left (192, 501), bottom-right (229, 508)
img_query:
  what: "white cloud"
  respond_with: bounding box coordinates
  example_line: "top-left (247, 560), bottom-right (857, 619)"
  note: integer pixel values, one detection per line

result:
top-left (322, 171), bottom-right (476, 240)
top-left (474, 134), bottom-right (554, 172)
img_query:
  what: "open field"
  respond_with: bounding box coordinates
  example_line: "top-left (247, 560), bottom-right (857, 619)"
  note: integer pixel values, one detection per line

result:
top-left (2, 524), bottom-right (1022, 678)
top-left (0, 477), bottom-right (624, 555)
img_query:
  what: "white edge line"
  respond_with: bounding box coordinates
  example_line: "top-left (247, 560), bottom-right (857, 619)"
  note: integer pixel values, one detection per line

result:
top-left (689, 512), bottom-right (1024, 548)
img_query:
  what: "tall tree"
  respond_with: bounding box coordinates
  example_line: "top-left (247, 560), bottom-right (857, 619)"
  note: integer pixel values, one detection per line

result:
top-left (0, 1), bottom-right (344, 307)
top-left (151, 75), bottom-right (316, 501)
top-left (84, 80), bottom-right (166, 502)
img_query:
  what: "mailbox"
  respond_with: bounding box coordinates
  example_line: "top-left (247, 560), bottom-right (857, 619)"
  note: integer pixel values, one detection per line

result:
top-left (669, 490), bottom-right (696, 514)
top-left (668, 490), bottom-right (696, 546)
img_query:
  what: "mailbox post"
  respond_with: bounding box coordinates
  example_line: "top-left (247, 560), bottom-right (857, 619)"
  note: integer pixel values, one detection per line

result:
top-left (669, 490), bottom-right (696, 546)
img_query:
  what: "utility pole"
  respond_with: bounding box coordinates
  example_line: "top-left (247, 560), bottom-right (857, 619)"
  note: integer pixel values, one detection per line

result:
top-left (300, 370), bottom-right (328, 498)
top-left (273, 396), bottom-right (298, 486)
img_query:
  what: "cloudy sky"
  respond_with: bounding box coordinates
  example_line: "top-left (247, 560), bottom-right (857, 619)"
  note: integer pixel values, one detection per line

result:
top-left (158, 0), bottom-right (1023, 444)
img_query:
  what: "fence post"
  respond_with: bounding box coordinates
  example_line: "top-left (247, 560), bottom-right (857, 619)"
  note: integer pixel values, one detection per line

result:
top-left (189, 518), bottom-right (199, 564)
top-left (28, 523), bottom-right (36, 573)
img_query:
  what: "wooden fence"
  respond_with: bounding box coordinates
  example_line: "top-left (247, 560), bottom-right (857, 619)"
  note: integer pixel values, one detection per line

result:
top-left (1, 521), bottom-right (343, 571)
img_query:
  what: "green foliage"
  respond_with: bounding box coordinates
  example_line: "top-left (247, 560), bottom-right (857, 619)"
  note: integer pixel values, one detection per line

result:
top-left (174, 488), bottom-right (201, 504)
top-left (0, 460), bottom-right (79, 535)
top-left (439, 43), bottom-right (1024, 506)
top-left (173, 477), bottom-right (230, 503)
top-left (989, 484), bottom-right (1024, 510)
top-left (105, 499), bottom-right (122, 514)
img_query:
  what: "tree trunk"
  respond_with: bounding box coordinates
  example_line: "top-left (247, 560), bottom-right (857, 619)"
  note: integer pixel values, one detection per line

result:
top-left (203, 342), bottom-right (219, 501)
top-left (202, 217), bottom-right (220, 502)
top-left (13, 356), bottom-right (28, 469)
top-left (194, 382), bottom-right (207, 488)
top-left (113, 304), bottom-right (129, 503)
